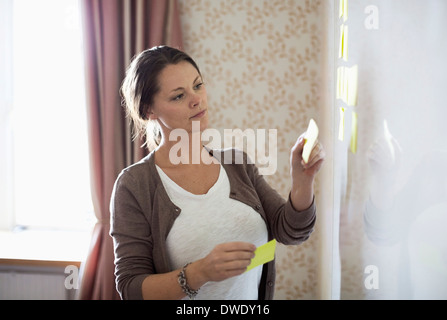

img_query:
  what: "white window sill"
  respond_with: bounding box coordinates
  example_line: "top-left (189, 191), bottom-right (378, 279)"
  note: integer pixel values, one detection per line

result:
top-left (0, 228), bottom-right (92, 267)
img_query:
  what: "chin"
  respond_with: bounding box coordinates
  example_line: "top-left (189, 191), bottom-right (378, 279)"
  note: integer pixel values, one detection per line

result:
top-left (200, 118), bottom-right (209, 131)
top-left (190, 118), bottom-right (209, 133)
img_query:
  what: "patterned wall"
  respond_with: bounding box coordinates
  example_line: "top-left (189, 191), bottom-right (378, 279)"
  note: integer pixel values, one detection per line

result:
top-left (178, 0), bottom-right (325, 299)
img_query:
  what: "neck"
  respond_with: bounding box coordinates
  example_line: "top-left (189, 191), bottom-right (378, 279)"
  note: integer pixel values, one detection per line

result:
top-left (156, 131), bottom-right (213, 167)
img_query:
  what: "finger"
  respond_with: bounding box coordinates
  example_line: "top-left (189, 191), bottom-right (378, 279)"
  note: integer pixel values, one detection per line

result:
top-left (304, 153), bottom-right (325, 171)
top-left (302, 142), bottom-right (324, 168)
top-left (210, 260), bottom-right (251, 281)
top-left (222, 250), bottom-right (256, 263)
top-left (309, 141), bottom-right (322, 161)
top-left (220, 266), bottom-right (248, 279)
top-left (212, 252), bottom-right (255, 279)
top-left (219, 242), bottom-right (256, 253)
top-left (224, 259), bottom-right (252, 272)
top-left (301, 158), bottom-right (324, 175)
top-left (291, 133), bottom-right (306, 154)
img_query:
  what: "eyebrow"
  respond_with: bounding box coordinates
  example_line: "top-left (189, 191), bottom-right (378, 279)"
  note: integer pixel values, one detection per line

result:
top-left (170, 76), bottom-right (201, 94)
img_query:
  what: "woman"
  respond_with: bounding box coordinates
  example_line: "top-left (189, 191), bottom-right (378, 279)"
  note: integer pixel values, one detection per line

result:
top-left (111, 46), bottom-right (325, 300)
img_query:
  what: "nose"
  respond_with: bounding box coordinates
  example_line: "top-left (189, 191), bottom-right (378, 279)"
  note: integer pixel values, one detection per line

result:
top-left (189, 92), bottom-right (201, 109)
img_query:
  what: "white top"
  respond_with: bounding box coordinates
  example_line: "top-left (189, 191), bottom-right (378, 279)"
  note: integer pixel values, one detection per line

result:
top-left (156, 164), bottom-right (268, 300)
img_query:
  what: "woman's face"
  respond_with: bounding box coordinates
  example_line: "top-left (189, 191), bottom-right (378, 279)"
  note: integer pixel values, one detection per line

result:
top-left (149, 61), bottom-right (209, 136)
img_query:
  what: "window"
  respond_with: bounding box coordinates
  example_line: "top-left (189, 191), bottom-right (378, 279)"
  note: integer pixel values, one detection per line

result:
top-left (1, 0), bottom-right (94, 233)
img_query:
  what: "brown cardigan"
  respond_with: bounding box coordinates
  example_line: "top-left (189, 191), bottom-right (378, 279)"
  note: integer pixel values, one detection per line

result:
top-left (110, 148), bottom-right (316, 300)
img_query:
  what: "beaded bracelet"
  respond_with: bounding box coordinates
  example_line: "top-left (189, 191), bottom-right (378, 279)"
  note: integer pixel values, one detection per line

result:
top-left (178, 263), bottom-right (199, 300)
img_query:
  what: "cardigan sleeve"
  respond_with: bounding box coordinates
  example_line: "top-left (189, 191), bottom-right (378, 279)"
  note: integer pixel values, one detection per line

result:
top-left (247, 155), bottom-right (316, 245)
top-left (109, 169), bottom-right (153, 300)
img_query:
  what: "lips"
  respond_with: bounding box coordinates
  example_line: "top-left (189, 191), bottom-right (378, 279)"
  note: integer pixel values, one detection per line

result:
top-left (190, 110), bottom-right (207, 119)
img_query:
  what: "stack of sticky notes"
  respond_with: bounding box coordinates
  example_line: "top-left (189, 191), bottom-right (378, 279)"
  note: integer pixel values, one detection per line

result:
top-left (302, 119), bottom-right (319, 164)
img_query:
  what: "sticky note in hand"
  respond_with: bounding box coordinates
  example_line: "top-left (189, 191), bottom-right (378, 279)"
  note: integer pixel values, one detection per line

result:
top-left (246, 239), bottom-right (277, 272)
top-left (302, 119), bottom-right (319, 164)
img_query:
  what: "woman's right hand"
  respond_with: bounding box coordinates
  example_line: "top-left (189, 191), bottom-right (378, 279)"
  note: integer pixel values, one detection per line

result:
top-left (196, 242), bottom-right (256, 283)
top-left (141, 241), bottom-right (256, 299)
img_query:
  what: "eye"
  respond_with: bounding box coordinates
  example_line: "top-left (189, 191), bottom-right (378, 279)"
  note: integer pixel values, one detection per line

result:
top-left (194, 82), bottom-right (204, 90)
top-left (172, 93), bottom-right (184, 101)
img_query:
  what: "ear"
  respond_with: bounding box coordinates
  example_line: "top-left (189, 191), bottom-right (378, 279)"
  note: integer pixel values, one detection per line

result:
top-left (147, 110), bottom-right (158, 121)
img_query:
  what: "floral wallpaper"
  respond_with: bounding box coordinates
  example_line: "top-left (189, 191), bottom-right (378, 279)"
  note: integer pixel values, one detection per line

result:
top-left (178, 0), bottom-right (325, 299)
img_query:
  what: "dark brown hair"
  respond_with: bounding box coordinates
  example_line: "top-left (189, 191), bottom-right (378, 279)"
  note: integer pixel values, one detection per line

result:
top-left (121, 46), bottom-right (202, 150)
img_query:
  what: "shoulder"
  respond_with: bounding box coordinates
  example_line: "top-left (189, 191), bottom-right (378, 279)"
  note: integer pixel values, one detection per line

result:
top-left (119, 151), bottom-right (155, 178)
top-left (111, 151), bottom-right (166, 221)
top-left (113, 152), bottom-right (158, 195)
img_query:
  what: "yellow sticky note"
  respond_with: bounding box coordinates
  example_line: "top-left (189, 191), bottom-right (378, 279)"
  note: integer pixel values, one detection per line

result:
top-left (302, 118), bottom-right (319, 164)
top-left (339, 24), bottom-right (344, 59)
top-left (339, 0), bottom-right (343, 18)
top-left (350, 111), bottom-right (358, 154)
top-left (338, 65), bottom-right (358, 105)
top-left (338, 107), bottom-right (345, 141)
top-left (246, 239), bottom-right (277, 272)
top-left (347, 64), bottom-right (358, 106)
top-left (336, 66), bottom-right (343, 100)
top-left (339, 0), bottom-right (348, 22)
top-left (341, 24), bottom-right (348, 61)
top-left (343, 66), bottom-right (349, 104)
top-left (338, 24), bottom-right (349, 61)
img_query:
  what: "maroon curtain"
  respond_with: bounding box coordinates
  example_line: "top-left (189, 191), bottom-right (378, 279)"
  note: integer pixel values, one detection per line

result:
top-left (78, 0), bottom-right (183, 300)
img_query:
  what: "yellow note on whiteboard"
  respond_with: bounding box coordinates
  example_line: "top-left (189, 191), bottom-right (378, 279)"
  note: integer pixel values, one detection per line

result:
top-left (302, 119), bottom-right (319, 164)
top-left (340, 24), bottom-right (348, 61)
top-left (246, 239), bottom-right (277, 272)
top-left (339, 0), bottom-right (348, 22)
top-left (347, 64), bottom-right (358, 106)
